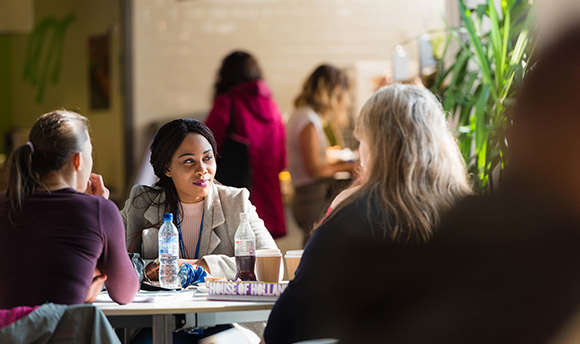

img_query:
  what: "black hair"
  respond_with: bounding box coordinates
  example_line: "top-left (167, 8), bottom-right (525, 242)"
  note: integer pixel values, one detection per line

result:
top-left (146, 118), bottom-right (218, 225)
top-left (213, 50), bottom-right (263, 100)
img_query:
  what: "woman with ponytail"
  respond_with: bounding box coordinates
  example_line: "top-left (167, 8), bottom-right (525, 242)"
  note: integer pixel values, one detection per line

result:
top-left (0, 110), bottom-right (138, 308)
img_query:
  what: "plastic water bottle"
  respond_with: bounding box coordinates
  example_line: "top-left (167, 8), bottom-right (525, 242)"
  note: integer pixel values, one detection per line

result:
top-left (158, 213), bottom-right (180, 289)
top-left (234, 212), bottom-right (257, 281)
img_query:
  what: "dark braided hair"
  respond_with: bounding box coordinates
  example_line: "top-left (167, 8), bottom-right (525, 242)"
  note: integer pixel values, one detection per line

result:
top-left (145, 119), bottom-right (218, 226)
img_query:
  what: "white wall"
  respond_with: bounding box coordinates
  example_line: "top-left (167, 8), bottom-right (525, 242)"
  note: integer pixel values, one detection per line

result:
top-left (535, 0), bottom-right (580, 44)
top-left (131, 0), bottom-right (447, 161)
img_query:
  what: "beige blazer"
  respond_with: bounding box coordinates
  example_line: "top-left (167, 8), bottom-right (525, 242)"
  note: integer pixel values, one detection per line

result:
top-left (121, 183), bottom-right (278, 280)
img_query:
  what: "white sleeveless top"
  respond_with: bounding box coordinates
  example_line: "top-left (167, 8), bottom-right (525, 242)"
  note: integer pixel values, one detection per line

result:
top-left (286, 106), bottom-right (329, 187)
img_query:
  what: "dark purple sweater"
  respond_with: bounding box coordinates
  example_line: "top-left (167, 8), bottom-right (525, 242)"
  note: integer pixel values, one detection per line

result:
top-left (0, 188), bottom-right (139, 308)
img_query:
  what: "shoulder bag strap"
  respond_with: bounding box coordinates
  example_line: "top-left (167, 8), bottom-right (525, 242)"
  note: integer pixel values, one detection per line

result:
top-left (228, 94), bottom-right (236, 136)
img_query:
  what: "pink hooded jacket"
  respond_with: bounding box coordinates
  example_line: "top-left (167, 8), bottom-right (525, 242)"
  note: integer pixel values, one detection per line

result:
top-left (206, 80), bottom-right (287, 238)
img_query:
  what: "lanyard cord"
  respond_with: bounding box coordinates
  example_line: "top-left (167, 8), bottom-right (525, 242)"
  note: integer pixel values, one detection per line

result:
top-left (175, 208), bottom-right (205, 259)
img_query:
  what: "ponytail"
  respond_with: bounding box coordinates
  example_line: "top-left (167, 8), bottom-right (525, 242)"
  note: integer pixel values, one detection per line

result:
top-left (5, 143), bottom-right (41, 225)
top-left (4, 110), bottom-right (89, 226)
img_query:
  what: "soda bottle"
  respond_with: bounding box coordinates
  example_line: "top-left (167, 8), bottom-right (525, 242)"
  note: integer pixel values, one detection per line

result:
top-left (158, 213), bottom-right (180, 289)
top-left (234, 212), bottom-right (257, 281)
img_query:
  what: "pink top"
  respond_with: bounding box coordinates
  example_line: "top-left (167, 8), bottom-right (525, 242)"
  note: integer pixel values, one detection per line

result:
top-left (180, 201), bottom-right (204, 258)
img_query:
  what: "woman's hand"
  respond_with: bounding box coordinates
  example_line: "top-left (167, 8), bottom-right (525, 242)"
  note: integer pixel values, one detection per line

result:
top-left (86, 173), bottom-right (110, 199)
top-left (145, 260), bottom-right (160, 280)
top-left (85, 268), bottom-right (107, 303)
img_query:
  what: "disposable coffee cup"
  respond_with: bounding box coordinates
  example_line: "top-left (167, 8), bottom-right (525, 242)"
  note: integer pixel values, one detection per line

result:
top-left (255, 249), bottom-right (283, 283)
top-left (285, 250), bottom-right (304, 280)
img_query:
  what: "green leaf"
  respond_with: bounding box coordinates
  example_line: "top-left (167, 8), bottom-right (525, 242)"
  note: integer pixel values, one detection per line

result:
top-left (474, 84), bottom-right (490, 149)
top-left (450, 50), bottom-right (471, 88)
top-left (488, 0), bottom-right (503, 86)
top-left (459, 0), bottom-right (496, 98)
top-left (432, 34), bottom-right (453, 90)
top-left (474, 84), bottom-right (490, 176)
top-left (500, 8), bottom-right (510, 85)
top-left (502, 27), bottom-right (531, 100)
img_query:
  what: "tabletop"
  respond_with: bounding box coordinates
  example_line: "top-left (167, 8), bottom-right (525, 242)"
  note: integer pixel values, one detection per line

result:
top-left (95, 288), bottom-right (275, 315)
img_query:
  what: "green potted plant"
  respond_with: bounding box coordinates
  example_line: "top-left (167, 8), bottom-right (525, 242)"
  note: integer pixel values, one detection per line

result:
top-left (432, 0), bottom-right (535, 193)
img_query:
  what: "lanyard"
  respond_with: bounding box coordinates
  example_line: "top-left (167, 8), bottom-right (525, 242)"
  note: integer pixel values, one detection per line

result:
top-left (175, 209), bottom-right (205, 259)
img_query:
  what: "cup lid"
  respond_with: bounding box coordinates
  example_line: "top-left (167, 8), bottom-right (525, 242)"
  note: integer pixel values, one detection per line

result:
top-left (285, 249), bottom-right (304, 257)
top-left (256, 248), bottom-right (282, 256)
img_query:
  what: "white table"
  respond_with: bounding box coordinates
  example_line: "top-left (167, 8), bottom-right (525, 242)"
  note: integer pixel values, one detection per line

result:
top-left (94, 289), bottom-right (274, 344)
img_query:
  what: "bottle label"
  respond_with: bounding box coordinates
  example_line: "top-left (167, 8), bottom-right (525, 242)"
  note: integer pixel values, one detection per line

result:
top-left (159, 237), bottom-right (178, 255)
top-left (235, 239), bottom-right (255, 256)
top-left (159, 224), bottom-right (179, 260)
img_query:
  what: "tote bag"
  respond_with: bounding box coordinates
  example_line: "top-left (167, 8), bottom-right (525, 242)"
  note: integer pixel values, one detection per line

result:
top-left (215, 100), bottom-right (252, 189)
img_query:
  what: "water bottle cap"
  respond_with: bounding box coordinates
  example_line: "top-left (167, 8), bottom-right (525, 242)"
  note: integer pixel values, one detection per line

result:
top-left (163, 213), bottom-right (173, 222)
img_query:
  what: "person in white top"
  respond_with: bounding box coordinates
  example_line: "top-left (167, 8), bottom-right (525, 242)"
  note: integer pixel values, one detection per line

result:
top-left (286, 64), bottom-right (355, 246)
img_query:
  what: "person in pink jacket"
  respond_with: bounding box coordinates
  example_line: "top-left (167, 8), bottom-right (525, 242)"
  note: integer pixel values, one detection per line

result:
top-left (206, 51), bottom-right (287, 239)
